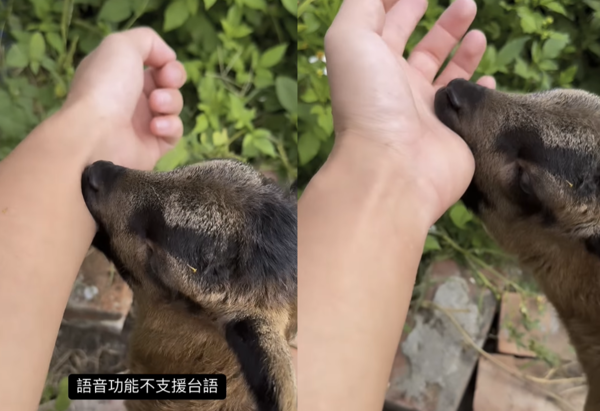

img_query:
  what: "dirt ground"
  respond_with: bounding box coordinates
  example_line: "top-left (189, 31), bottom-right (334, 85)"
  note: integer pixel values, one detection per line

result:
top-left (46, 254), bottom-right (134, 393)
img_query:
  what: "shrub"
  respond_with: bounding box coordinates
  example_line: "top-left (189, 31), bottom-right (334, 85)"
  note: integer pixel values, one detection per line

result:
top-left (0, 0), bottom-right (297, 180)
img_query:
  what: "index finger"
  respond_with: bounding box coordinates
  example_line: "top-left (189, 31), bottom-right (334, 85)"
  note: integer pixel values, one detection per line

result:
top-left (118, 27), bottom-right (177, 68)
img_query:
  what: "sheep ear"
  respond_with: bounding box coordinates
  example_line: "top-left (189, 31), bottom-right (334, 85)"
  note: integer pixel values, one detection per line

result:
top-left (225, 317), bottom-right (296, 410)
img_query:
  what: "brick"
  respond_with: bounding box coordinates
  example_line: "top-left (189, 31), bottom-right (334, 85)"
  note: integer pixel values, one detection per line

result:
top-left (498, 292), bottom-right (577, 361)
top-left (385, 260), bottom-right (497, 411)
top-left (473, 354), bottom-right (586, 411)
top-left (63, 248), bottom-right (133, 334)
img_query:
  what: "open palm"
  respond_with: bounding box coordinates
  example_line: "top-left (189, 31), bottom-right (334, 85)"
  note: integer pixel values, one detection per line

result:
top-left (325, 0), bottom-right (495, 223)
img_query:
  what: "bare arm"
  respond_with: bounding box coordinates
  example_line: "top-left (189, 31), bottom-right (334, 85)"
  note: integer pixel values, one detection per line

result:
top-left (297, 0), bottom-right (495, 409)
top-left (0, 28), bottom-right (186, 410)
top-left (0, 107), bottom-right (104, 411)
top-left (298, 139), bottom-right (430, 410)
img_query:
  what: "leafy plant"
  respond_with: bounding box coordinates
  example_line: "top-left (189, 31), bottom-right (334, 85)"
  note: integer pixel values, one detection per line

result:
top-left (0, 0), bottom-right (297, 180)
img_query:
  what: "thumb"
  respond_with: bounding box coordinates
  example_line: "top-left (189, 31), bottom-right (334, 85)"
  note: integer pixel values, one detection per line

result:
top-left (117, 27), bottom-right (177, 68)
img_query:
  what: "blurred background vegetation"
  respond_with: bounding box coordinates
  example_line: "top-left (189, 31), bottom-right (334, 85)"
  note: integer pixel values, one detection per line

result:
top-left (0, 0), bottom-right (297, 181)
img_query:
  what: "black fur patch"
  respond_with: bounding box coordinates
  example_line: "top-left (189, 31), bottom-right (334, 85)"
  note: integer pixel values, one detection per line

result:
top-left (461, 180), bottom-right (491, 215)
top-left (225, 319), bottom-right (278, 411)
top-left (495, 126), bottom-right (596, 193)
top-left (91, 226), bottom-right (140, 288)
top-left (127, 196), bottom-right (297, 302)
top-left (585, 235), bottom-right (600, 259)
top-left (494, 126), bottom-right (592, 223)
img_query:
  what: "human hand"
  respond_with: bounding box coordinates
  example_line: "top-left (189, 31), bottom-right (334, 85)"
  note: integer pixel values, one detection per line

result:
top-left (324, 0), bottom-right (495, 224)
top-left (62, 27), bottom-right (187, 171)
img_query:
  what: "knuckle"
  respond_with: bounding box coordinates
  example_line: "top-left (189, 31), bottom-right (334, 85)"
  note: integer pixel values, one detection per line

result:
top-left (129, 26), bottom-right (158, 38)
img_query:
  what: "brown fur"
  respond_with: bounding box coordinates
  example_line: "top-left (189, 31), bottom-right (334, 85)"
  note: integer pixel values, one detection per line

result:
top-left (81, 159), bottom-right (297, 411)
top-left (435, 79), bottom-right (600, 410)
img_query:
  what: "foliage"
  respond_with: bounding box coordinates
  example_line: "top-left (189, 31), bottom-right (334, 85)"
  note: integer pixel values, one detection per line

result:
top-left (0, 0), bottom-right (297, 180)
top-left (40, 376), bottom-right (70, 410)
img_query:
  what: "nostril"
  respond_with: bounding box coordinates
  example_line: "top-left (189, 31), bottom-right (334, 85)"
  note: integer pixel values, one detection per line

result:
top-left (86, 169), bottom-right (101, 192)
top-left (446, 88), bottom-right (462, 110)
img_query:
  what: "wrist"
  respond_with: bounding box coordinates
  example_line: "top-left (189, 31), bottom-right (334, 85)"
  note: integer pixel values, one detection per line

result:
top-left (318, 135), bottom-right (441, 229)
top-left (48, 102), bottom-right (123, 167)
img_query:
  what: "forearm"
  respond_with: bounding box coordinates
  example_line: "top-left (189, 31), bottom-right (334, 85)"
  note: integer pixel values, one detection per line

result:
top-left (298, 139), bottom-right (431, 411)
top-left (0, 107), bottom-right (102, 410)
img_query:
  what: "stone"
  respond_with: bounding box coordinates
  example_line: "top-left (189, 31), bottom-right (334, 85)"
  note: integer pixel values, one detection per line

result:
top-left (473, 354), bottom-right (586, 411)
top-left (62, 248), bottom-right (133, 334)
top-left (498, 292), bottom-right (577, 361)
top-left (385, 260), bottom-right (497, 411)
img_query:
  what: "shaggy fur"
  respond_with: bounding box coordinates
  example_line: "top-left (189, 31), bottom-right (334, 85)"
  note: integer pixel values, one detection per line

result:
top-left (81, 159), bottom-right (297, 411)
top-left (435, 78), bottom-right (600, 410)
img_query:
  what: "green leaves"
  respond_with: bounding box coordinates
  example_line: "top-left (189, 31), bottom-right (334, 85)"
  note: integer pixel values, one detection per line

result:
top-left (275, 76), bottom-right (297, 114)
top-left (423, 235), bottom-right (441, 253)
top-left (164, 0), bottom-right (190, 31)
top-left (496, 36), bottom-right (529, 67)
top-left (542, 33), bottom-right (570, 59)
top-left (205, 0), bottom-right (218, 10)
top-left (298, 133), bottom-right (320, 165)
top-left (46, 32), bottom-right (64, 54)
top-left (281, 0), bottom-right (297, 15)
top-left (155, 138), bottom-right (190, 171)
top-left (243, 0), bottom-right (267, 11)
top-left (242, 130), bottom-right (277, 158)
top-left (259, 44), bottom-right (288, 68)
top-left (187, 0), bottom-right (199, 15)
top-left (449, 202), bottom-right (473, 230)
top-left (98, 0), bottom-right (132, 23)
top-left (212, 129), bottom-right (229, 146)
top-left (251, 129), bottom-right (277, 157)
top-left (29, 32), bottom-right (46, 74)
top-left (517, 7), bottom-right (544, 34)
top-left (6, 45), bottom-right (29, 69)
top-left (54, 377), bottom-right (71, 411)
top-left (543, 1), bottom-right (567, 16)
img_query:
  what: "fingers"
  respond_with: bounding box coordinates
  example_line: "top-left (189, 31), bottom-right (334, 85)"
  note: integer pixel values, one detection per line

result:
top-left (408, 0), bottom-right (477, 82)
top-left (151, 115), bottom-right (184, 141)
top-left (382, 0), bottom-right (428, 54)
top-left (149, 89), bottom-right (184, 115)
top-left (153, 60), bottom-right (187, 88)
top-left (433, 30), bottom-right (487, 87)
top-left (143, 61), bottom-right (187, 96)
top-left (118, 27), bottom-right (177, 68)
top-left (477, 75), bottom-right (496, 89)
